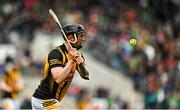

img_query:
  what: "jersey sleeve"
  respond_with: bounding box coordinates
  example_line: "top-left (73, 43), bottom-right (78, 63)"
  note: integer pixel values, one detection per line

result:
top-left (48, 49), bottom-right (64, 69)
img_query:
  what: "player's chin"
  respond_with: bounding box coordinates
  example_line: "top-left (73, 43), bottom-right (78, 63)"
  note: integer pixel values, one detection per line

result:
top-left (76, 45), bottom-right (83, 50)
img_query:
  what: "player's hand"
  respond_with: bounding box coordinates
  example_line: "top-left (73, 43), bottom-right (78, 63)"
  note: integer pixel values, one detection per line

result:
top-left (75, 56), bottom-right (84, 65)
top-left (68, 48), bottom-right (78, 61)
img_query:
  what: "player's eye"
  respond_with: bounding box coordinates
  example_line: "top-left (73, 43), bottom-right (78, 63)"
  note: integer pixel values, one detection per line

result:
top-left (79, 35), bottom-right (84, 37)
top-left (78, 32), bottom-right (85, 37)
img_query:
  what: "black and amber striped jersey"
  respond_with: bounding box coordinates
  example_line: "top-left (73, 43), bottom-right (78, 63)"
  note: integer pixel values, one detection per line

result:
top-left (33, 44), bottom-right (77, 101)
top-left (1, 69), bottom-right (22, 99)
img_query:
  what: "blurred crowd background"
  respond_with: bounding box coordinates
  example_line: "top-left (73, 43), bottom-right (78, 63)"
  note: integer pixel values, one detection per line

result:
top-left (0, 0), bottom-right (180, 109)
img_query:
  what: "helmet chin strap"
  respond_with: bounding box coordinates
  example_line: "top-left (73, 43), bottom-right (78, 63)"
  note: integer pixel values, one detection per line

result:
top-left (69, 33), bottom-right (77, 44)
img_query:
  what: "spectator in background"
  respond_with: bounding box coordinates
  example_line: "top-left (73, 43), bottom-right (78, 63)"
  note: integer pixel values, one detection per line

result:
top-left (75, 87), bottom-right (90, 109)
top-left (96, 84), bottom-right (110, 99)
top-left (0, 56), bottom-right (23, 109)
top-left (111, 95), bottom-right (130, 109)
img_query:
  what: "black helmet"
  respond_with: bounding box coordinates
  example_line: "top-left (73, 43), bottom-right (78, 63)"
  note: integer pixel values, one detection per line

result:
top-left (63, 24), bottom-right (86, 49)
top-left (63, 24), bottom-right (86, 36)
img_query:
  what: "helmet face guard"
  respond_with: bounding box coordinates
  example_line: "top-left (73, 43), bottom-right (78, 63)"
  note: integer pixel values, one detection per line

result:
top-left (67, 33), bottom-right (78, 44)
top-left (63, 24), bottom-right (86, 49)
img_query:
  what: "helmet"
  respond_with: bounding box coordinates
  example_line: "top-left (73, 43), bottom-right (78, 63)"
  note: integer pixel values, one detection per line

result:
top-left (63, 24), bottom-right (86, 49)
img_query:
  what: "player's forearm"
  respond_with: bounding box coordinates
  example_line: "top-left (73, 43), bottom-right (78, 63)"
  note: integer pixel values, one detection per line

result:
top-left (0, 81), bottom-right (12, 92)
top-left (55, 60), bottom-right (74, 84)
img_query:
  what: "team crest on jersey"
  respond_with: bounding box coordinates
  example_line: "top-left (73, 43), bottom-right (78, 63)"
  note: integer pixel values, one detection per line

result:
top-left (49, 59), bottom-right (62, 65)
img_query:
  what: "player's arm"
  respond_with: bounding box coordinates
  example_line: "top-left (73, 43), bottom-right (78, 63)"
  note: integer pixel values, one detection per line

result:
top-left (51, 61), bottom-right (74, 84)
top-left (0, 76), bottom-right (12, 92)
top-left (50, 48), bottom-right (77, 84)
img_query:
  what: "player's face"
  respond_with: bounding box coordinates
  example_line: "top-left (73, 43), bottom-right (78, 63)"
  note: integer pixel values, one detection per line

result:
top-left (73, 32), bottom-right (86, 50)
